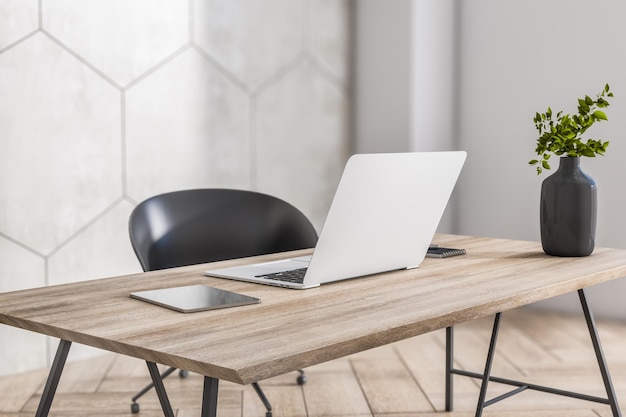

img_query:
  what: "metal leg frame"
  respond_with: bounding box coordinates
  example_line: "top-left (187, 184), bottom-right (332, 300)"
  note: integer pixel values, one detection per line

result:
top-left (473, 312), bottom-right (502, 416)
top-left (30, 340), bottom-right (256, 417)
top-left (252, 382), bottom-right (273, 417)
top-left (131, 365), bottom-right (177, 412)
top-left (145, 361), bottom-right (226, 417)
top-left (143, 362), bottom-right (277, 417)
top-left (445, 326), bottom-right (454, 411)
top-left (445, 289), bottom-right (622, 417)
top-left (131, 366), bottom-right (189, 413)
top-left (579, 289), bottom-right (622, 417)
top-left (35, 339), bottom-right (72, 417)
top-left (202, 376), bottom-right (219, 417)
top-left (146, 362), bottom-right (176, 417)
top-left (141, 364), bottom-right (272, 417)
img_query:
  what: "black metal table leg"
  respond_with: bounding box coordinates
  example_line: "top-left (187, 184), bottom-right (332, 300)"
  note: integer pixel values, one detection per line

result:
top-left (146, 361), bottom-right (175, 417)
top-left (578, 289), bottom-right (622, 417)
top-left (252, 382), bottom-right (273, 417)
top-left (445, 326), bottom-right (454, 411)
top-left (35, 339), bottom-right (72, 417)
top-left (202, 376), bottom-right (219, 417)
top-left (444, 291), bottom-right (621, 416)
top-left (474, 312), bottom-right (502, 417)
top-left (131, 365), bottom-right (177, 413)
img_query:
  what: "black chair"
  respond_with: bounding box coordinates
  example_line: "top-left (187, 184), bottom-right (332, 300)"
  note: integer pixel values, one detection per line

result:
top-left (128, 189), bottom-right (318, 417)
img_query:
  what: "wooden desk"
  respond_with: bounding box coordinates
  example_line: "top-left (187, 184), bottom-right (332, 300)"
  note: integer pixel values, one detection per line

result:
top-left (1, 234), bottom-right (625, 417)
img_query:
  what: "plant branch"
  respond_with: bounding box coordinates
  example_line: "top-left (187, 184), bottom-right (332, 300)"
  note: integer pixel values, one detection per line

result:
top-left (529, 84), bottom-right (613, 175)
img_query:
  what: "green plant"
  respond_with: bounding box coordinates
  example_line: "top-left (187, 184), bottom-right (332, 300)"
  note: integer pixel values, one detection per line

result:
top-left (529, 84), bottom-right (613, 175)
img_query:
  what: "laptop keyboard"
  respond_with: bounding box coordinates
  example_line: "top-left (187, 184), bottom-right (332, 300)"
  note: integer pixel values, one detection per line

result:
top-left (255, 268), bottom-right (307, 284)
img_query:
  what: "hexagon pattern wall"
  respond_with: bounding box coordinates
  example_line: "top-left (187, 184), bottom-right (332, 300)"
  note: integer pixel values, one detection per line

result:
top-left (0, 0), bottom-right (351, 376)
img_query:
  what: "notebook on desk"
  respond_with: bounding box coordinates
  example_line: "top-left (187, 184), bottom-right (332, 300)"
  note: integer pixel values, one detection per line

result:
top-left (205, 151), bottom-right (467, 289)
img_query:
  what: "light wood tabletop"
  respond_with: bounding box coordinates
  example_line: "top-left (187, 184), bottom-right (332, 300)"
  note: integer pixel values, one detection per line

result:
top-left (2, 234), bottom-right (626, 387)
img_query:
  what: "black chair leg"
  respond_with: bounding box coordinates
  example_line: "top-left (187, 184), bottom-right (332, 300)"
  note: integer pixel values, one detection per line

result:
top-left (251, 370), bottom-right (306, 417)
top-left (296, 369), bottom-right (307, 385)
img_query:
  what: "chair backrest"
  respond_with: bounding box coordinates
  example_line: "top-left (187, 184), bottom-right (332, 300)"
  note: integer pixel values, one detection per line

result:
top-left (129, 189), bottom-right (319, 272)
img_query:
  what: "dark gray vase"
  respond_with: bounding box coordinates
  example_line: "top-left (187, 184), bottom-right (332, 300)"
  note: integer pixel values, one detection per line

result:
top-left (540, 156), bottom-right (596, 256)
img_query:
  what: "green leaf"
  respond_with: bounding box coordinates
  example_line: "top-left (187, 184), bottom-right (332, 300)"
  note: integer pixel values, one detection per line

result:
top-left (582, 148), bottom-right (596, 157)
top-left (579, 103), bottom-right (590, 114)
top-left (593, 110), bottom-right (608, 121)
top-left (542, 160), bottom-right (550, 170)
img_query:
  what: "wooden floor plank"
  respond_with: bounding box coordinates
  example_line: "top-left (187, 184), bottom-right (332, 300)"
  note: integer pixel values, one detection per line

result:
top-left (105, 354), bottom-right (152, 379)
top-left (51, 354), bottom-right (116, 394)
top-left (350, 344), bottom-right (434, 414)
top-left (0, 368), bottom-right (47, 413)
top-left (467, 313), bottom-right (559, 372)
top-left (243, 385), bottom-right (306, 417)
top-left (22, 392), bottom-right (154, 415)
top-left (433, 322), bottom-right (524, 381)
top-left (510, 309), bottom-right (588, 351)
top-left (301, 359), bottom-right (372, 417)
top-left (394, 330), bottom-right (480, 411)
top-left (396, 410), bottom-right (600, 417)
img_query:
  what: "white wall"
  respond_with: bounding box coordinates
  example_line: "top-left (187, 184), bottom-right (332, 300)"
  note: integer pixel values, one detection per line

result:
top-left (355, 0), bottom-right (626, 320)
top-left (0, 0), bottom-right (351, 376)
top-left (353, 0), bottom-right (412, 153)
top-left (412, 0), bottom-right (459, 153)
top-left (457, 0), bottom-right (626, 319)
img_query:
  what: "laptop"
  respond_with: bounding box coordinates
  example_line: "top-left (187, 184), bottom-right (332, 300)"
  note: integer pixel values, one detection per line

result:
top-left (205, 151), bottom-right (466, 289)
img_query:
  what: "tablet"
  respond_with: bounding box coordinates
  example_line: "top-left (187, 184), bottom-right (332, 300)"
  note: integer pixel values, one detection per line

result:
top-left (130, 284), bottom-right (260, 313)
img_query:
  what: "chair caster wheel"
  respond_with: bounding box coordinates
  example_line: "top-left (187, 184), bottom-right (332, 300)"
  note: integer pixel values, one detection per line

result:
top-left (296, 374), bottom-right (307, 385)
top-left (179, 369), bottom-right (189, 378)
top-left (265, 412), bottom-right (272, 417)
top-left (131, 402), bottom-right (140, 414)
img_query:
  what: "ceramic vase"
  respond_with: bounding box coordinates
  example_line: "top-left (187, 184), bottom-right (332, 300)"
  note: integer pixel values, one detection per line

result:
top-left (540, 156), bottom-right (596, 256)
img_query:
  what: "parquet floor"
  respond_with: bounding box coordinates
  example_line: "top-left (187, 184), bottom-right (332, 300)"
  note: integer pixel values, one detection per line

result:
top-left (2, 308), bottom-right (626, 417)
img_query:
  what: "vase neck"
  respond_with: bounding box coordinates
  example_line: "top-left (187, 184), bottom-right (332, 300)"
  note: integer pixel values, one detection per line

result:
top-left (557, 156), bottom-right (580, 173)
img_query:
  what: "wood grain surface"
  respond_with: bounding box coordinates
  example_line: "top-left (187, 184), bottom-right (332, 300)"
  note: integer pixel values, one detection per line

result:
top-left (2, 234), bottom-right (626, 385)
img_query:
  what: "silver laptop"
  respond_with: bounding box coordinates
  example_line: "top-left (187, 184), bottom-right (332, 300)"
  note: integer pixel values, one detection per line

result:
top-left (205, 151), bottom-right (466, 289)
